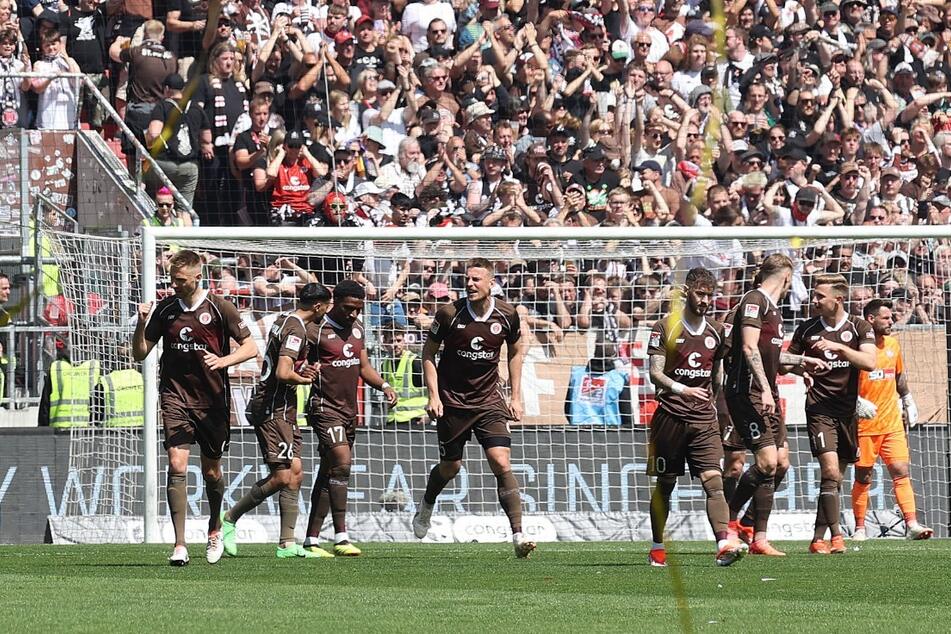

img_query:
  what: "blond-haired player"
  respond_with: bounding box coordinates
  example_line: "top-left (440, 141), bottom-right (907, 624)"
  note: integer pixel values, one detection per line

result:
top-left (852, 299), bottom-right (933, 541)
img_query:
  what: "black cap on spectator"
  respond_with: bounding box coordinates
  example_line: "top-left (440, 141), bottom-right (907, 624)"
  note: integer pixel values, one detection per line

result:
top-left (700, 65), bottom-right (718, 82)
top-left (635, 160), bottom-right (662, 172)
top-left (795, 187), bottom-right (819, 205)
top-left (482, 145), bottom-right (507, 162)
top-left (754, 51), bottom-right (778, 64)
top-left (38, 9), bottom-right (59, 25)
top-left (778, 145), bottom-right (808, 161)
top-left (549, 125), bottom-right (569, 138)
top-left (285, 130), bottom-right (305, 148)
top-left (334, 147), bottom-right (353, 161)
top-left (429, 45), bottom-right (452, 60)
top-left (750, 24), bottom-right (773, 42)
top-left (303, 101), bottom-right (321, 120)
top-left (685, 19), bottom-right (714, 37)
top-left (741, 148), bottom-right (766, 162)
top-left (419, 107), bottom-right (440, 125)
top-left (163, 74), bottom-right (186, 90)
top-left (881, 6), bottom-right (899, 15)
top-left (582, 145), bottom-right (606, 161)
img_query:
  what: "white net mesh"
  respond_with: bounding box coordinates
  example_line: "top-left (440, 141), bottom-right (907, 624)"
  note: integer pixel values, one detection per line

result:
top-left (46, 227), bottom-right (951, 542)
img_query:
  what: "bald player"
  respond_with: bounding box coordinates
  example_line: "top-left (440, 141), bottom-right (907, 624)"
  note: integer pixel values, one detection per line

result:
top-left (411, 258), bottom-right (535, 558)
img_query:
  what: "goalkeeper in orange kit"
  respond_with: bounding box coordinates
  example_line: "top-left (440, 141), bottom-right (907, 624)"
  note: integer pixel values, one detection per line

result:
top-left (852, 299), bottom-right (932, 541)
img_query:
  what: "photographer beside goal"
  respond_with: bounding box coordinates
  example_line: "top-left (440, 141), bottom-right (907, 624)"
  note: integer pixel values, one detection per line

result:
top-left (851, 299), bottom-right (933, 541)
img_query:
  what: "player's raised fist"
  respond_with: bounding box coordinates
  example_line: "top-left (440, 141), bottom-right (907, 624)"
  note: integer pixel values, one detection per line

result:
top-left (137, 302), bottom-right (153, 323)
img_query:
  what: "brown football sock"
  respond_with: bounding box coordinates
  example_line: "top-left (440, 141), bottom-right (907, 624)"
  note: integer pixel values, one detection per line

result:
top-left (205, 475), bottom-right (225, 534)
top-left (167, 472), bottom-right (187, 546)
top-left (423, 464), bottom-right (454, 505)
top-left (650, 477), bottom-right (676, 544)
top-left (723, 476), bottom-right (738, 505)
top-left (328, 464), bottom-right (351, 534)
top-left (730, 464), bottom-right (769, 518)
top-left (819, 477), bottom-right (841, 537)
top-left (702, 474), bottom-right (729, 540)
top-left (751, 476), bottom-right (775, 534)
top-left (742, 471), bottom-right (783, 526)
top-left (306, 462), bottom-right (330, 539)
top-left (226, 477), bottom-right (277, 523)
top-left (279, 487), bottom-right (300, 545)
top-left (496, 470), bottom-right (523, 534)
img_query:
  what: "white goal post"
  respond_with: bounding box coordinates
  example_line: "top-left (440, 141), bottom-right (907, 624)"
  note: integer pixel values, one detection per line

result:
top-left (46, 224), bottom-right (951, 544)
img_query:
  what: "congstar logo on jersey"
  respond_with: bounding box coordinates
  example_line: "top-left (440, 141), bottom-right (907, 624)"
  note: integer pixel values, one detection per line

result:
top-left (331, 343), bottom-right (361, 368)
top-left (170, 327), bottom-right (208, 352)
top-left (673, 352), bottom-right (711, 379)
top-left (457, 336), bottom-right (495, 361)
top-left (821, 350), bottom-right (852, 369)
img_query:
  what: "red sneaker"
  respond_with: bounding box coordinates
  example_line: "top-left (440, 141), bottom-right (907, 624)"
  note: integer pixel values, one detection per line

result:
top-left (750, 540), bottom-right (786, 556)
top-left (809, 539), bottom-right (830, 555)
top-left (829, 535), bottom-right (846, 554)
top-left (715, 540), bottom-right (746, 567)
top-left (648, 547), bottom-right (667, 568)
top-left (737, 523), bottom-right (755, 545)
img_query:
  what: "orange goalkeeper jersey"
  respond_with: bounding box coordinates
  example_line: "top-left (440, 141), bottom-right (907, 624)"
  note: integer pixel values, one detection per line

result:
top-left (857, 336), bottom-right (904, 436)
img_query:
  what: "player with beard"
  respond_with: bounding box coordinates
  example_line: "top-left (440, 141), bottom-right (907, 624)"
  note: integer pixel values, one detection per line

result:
top-left (852, 299), bottom-right (932, 541)
top-left (411, 258), bottom-right (535, 558)
top-left (302, 281), bottom-right (398, 556)
top-left (785, 274), bottom-right (877, 554)
top-left (221, 283), bottom-right (331, 559)
top-left (646, 267), bottom-right (746, 568)
top-left (725, 254), bottom-right (827, 556)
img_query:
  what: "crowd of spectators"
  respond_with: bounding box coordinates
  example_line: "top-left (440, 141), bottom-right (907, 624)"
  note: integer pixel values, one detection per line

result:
top-left (6, 0), bottom-right (951, 346)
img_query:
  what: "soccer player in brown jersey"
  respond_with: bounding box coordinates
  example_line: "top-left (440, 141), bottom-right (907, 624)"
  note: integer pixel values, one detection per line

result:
top-left (302, 280), bottom-right (398, 557)
top-left (785, 273), bottom-right (876, 554)
top-left (725, 254), bottom-right (827, 557)
top-left (133, 250), bottom-right (258, 566)
top-left (646, 267), bottom-right (747, 568)
top-left (220, 283), bottom-right (331, 559)
top-left (411, 258), bottom-right (535, 558)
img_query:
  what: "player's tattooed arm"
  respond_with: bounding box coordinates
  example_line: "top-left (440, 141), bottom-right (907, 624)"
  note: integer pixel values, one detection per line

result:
top-left (779, 352), bottom-right (829, 375)
top-left (896, 371), bottom-right (911, 398)
top-left (648, 353), bottom-right (676, 392)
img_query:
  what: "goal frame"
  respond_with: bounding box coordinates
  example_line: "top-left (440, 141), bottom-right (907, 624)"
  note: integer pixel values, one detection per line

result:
top-left (140, 224), bottom-right (951, 543)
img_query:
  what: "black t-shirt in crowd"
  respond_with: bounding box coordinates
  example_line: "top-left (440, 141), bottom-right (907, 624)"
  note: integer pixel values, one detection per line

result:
top-left (63, 7), bottom-right (108, 73)
top-left (193, 75), bottom-right (248, 144)
top-left (149, 98), bottom-right (211, 161)
top-left (165, 0), bottom-right (206, 59)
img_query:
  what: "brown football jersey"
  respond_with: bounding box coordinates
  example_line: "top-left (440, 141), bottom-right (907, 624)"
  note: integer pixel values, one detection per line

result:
top-left (648, 316), bottom-right (724, 425)
top-left (306, 316), bottom-right (365, 421)
top-left (429, 297), bottom-right (521, 409)
top-left (726, 289), bottom-right (784, 401)
top-left (787, 314), bottom-right (875, 417)
top-left (145, 291), bottom-right (251, 409)
top-left (254, 312), bottom-right (309, 418)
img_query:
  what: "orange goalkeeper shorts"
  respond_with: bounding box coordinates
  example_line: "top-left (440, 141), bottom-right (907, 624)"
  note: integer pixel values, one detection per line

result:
top-left (857, 430), bottom-right (910, 468)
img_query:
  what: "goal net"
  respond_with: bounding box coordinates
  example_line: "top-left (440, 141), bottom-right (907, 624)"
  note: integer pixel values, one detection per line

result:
top-left (45, 225), bottom-right (951, 543)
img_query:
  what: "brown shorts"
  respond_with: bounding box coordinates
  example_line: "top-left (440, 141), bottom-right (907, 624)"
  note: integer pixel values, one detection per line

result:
top-left (307, 412), bottom-right (355, 456)
top-left (717, 391), bottom-right (745, 452)
top-left (437, 404), bottom-right (511, 461)
top-left (647, 407), bottom-right (723, 478)
top-left (726, 394), bottom-right (786, 452)
top-left (253, 414), bottom-right (302, 466)
top-left (807, 412), bottom-right (859, 462)
top-left (162, 400), bottom-right (231, 460)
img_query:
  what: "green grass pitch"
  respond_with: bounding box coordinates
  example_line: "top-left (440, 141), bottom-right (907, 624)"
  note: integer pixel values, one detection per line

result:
top-left (1, 541), bottom-right (950, 632)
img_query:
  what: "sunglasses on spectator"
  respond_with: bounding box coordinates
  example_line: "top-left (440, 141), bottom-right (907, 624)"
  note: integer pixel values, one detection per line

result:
top-left (868, 213), bottom-right (886, 220)
top-left (429, 27), bottom-right (447, 34)
top-left (431, 74), bottom-right (448, 81)
top-left (745, 159), bottom-right (763, 166)
top-left (636, 5), bottom-right (654, 11)
top-left (157, 202), bottom-right (174, 208)
top-left (648, 132), bottom-right (662, 139)
top-left (636, 42), bottom-right (651, 48)
top-left (769, 134), bottom-right (785, 141)
top-left (823, 10), bottom-right (837, 17)
top-left (687, 132), bottom-right (700, 139)
top-left (800, 99), bottom-right (816, 105)
top-left (729, 119), bottom-right (748, 126)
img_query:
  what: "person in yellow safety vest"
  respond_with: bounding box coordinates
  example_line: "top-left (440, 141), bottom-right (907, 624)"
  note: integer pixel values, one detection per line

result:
top-left (46, 358), bottom-right (101, 428)
top-left (381, 329), bottom-right (428, 424)
top-left (297, 384), bottom-right (308, 427)
top-left (27, 217), bottom-right (60, 299)
top-left (99, 368), bottom-right (145, 427)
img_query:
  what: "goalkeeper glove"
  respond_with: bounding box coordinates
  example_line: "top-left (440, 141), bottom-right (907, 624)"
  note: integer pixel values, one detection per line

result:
top-left (855, 396), bottom-right (878, 420)
top-left (902, 394), bottom-right (920, 427)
